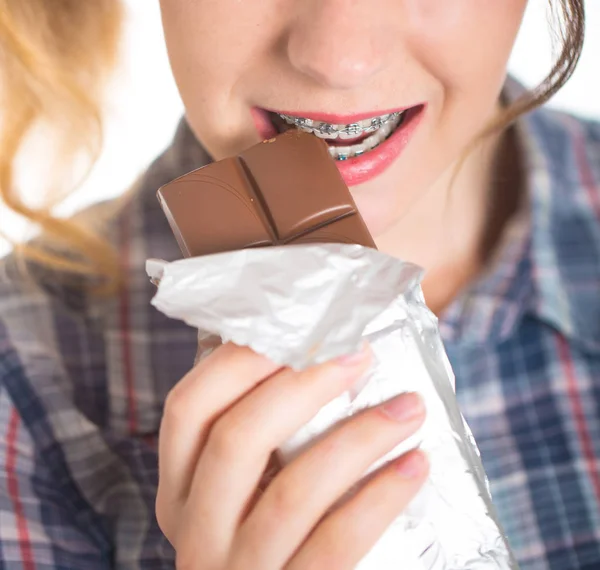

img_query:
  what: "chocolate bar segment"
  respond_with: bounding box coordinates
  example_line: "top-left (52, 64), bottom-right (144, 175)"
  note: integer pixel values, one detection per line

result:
top-left (158, 157), bottom-right (274, 257)
top-left (239, 131), bottom-right (356, 241)
top-left (291, 215), bottom-right (373, 246)
top-left (158, 130), bottom-right (375, 257)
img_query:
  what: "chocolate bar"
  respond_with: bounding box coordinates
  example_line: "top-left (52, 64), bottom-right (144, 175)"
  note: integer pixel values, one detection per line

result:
top-left (157, 130), bottom-right (375, 257)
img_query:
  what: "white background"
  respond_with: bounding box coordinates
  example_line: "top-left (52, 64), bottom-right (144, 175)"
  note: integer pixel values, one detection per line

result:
top-left (1, 0), bottom-right (599, 256)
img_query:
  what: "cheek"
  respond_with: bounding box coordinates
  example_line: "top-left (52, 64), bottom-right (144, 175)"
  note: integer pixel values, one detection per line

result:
top-left (160, 1), bottom-right (259, 89)
top-left (159, 0), bottom-right (283, 153)
top-left (404, 0), bottom-right (526, 98)
top-left (399, 0), bottom-right (527, 172)
top-left (356, 1), bottom-right (526, 233)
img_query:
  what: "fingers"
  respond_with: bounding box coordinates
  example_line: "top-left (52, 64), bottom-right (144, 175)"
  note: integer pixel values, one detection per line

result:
top-left (156, 343), bottom-right (281, 539)
top-left (234, 392), bottom-right (426, 569)
top-left (286, 450), bottom-right (429, 570)
top-left (242, 452), bottom-right (283, 520)
top-left (178, 347), bottom-right (373, 554)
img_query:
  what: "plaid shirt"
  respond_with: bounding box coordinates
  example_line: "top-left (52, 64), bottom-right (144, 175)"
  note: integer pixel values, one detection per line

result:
top-left (1, 82), bottom-right (600, 570)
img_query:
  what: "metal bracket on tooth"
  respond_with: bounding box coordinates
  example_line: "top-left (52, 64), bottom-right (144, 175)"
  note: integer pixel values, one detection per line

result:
top-left (281, 111), bottom-right (402, 137)
top-left (342, 123), bottom-right (362, 137)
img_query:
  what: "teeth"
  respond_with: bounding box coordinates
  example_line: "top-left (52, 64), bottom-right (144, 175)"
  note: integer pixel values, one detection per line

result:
top-left (278, 111), bottom-right (403, 140)
top-left (379, 121), bottom-right (393, 138)
top-left (338, 123), bottom-right (363, 140)
top-left (326, 114), bottom-right (403, 160)
top-left (363, 132), bottom-right (379, 150)
top-left (278, 110), bottom-right (405, 161)
top-left (335, 146), bottom-right (351, 160)
top-left (315, 129), bottom-right (339, 139)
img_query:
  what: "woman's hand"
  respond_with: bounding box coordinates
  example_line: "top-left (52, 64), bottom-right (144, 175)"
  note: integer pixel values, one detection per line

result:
top-left (156, 343), bottom-right (428, 570)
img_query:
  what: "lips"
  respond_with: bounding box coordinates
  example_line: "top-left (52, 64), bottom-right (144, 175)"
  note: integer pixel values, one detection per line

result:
top-left (251, 105), bottom-right (425, 186)
top-left (333, 105), bottom-right (424, 186)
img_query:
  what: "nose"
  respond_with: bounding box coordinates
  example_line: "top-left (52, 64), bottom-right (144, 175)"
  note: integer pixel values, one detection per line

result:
top-left (286, 0), bottom-right (391, 90)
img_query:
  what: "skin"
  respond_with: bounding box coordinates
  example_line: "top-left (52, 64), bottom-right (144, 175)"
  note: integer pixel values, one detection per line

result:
top-left (156, 1), bottom-right (528, 567)
top-left (157, 344), bottom-right (428, 569)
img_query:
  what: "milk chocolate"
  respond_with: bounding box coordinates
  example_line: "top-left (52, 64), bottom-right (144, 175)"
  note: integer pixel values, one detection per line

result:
top-left (157, 130), bottom-right (375, 257)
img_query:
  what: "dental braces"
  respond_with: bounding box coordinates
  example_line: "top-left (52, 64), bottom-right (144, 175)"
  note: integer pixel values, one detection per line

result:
top-left (279, 111), bottom-right (403, 138)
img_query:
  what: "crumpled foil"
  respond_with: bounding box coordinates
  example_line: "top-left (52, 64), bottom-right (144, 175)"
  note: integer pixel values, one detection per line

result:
top-left (147, 244), bottom-right (519, 570)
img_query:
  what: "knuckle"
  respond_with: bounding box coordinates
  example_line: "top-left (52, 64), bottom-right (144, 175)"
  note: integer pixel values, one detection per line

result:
top-left (156, 516), bottom-right (174, 546)
top-left (206, 413), bottom-right (250, 462)
top-left (163, 384), bottom-right (193, 426)
top-left (155, 491), bottom-right (175, 542)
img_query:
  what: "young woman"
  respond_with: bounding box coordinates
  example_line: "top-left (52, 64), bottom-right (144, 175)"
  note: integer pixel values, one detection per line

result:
top-left (0, 1), bottom-right (597, 568)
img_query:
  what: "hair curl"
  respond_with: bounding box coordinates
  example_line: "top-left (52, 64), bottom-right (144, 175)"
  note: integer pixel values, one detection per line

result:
top-left (0, 0), bottom-right (123, 292)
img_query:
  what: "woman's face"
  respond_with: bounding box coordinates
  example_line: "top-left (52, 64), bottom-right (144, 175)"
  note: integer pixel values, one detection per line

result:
top-left (159, 0), bottom-right (527, 237)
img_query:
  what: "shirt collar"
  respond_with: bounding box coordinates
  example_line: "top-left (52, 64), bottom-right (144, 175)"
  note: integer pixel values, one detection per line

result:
top-left (442, 77), bottom-right (600, 352)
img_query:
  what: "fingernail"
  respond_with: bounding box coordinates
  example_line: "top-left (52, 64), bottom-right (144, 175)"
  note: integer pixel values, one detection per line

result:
top-left (380, 392), bottom-right (424, 422)
top-left (395, 450), bottom-right (427, 479)
top-left (336, 342), bottom-right (370, 366)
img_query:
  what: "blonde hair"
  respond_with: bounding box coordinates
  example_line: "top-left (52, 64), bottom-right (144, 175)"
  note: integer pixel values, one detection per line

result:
top-left (0, 0), bottom-right (585, 295)
top-left (0, 0), bottom-right (123, 293)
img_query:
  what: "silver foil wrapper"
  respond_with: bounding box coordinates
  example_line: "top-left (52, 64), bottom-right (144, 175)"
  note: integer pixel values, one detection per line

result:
top-left (147, 244), bottom-right (518, 570)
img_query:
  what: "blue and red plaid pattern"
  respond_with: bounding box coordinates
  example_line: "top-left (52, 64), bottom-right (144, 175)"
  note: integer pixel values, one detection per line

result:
top-left (1, 80), bottom-right (600, 569)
